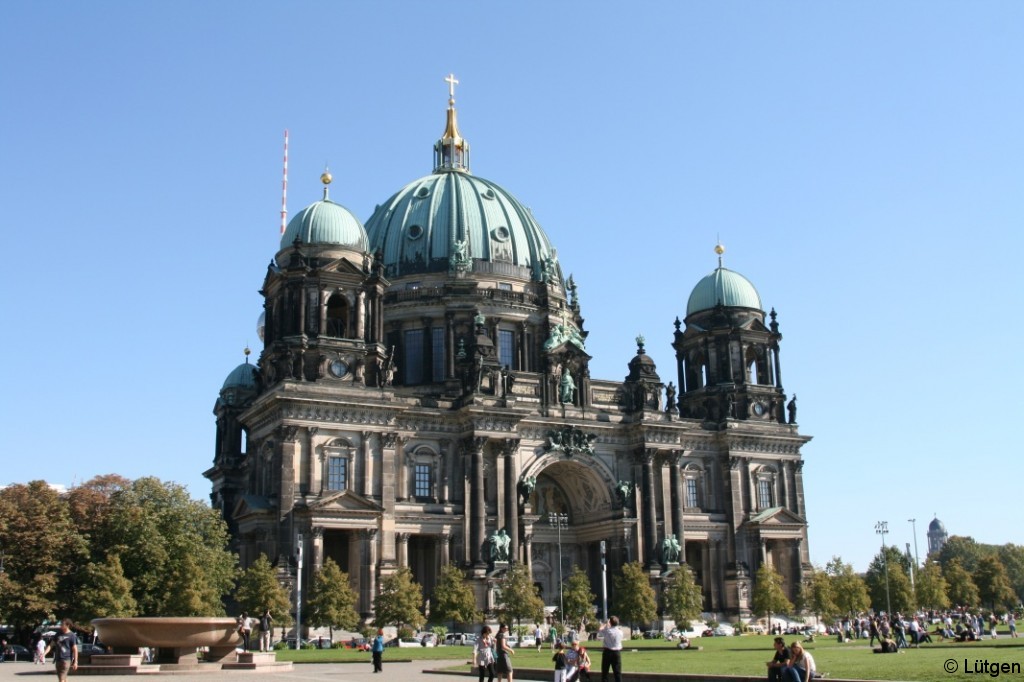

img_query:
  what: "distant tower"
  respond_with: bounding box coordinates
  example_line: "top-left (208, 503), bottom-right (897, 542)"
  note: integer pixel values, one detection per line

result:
top-left (927, 516), bottom-right (948, 555)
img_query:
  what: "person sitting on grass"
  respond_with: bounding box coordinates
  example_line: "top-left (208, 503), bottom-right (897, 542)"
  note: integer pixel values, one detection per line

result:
top-left (766, 637), bottom-right (791, 682)
top-left (873, 637), bottom-right (899, 654)
top-left (782, 641), bottom-right (816, 682)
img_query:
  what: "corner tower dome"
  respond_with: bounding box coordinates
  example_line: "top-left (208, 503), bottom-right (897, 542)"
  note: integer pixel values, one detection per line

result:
top-left (279, 171), bottom-right (369, 253)
top-left (686, 243), bottom-right (762, 316)
top-left (365, 76), bottom-right (561, 286)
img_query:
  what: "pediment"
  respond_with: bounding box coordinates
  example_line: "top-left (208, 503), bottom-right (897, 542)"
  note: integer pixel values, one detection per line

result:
top-left (232, 494), bottom-right (277, 520)
top-left (321, 256), bottom-right (367, 276)
top-left (308, 489), bottom-right (382, 513)
top-left (741, 318), bottom-right (769, 333)
top-left (747, 506), bottom-right (807, 526)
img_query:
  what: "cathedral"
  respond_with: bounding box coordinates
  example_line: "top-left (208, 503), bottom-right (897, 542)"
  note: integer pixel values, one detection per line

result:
top-left (207, 78), bottom-right (813, 623)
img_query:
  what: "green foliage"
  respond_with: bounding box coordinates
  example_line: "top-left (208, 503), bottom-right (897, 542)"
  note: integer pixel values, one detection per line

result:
top-left (431, 624), bottom-right (449, 640)
top-left (976, 555), bottom-right (1017, 611)
top-left (943, 558), bottom-right (979, 607)
top-left (236, 554), bottom-right (293, 627)
top-left (661, 564), bottom-right (703, 629)
top-left (825, 557), bottom-right (870, 617)
top-left (559, 566), bottom-right (597, 631)
top-left (306, 558), bottom-right (358, 632)
top-left (865, 546), bottom-right (914, 613)
top-left (935, 536), bottom-right (988, 574)
top-left (78, 554), bottom-right (138, 620)
top-left (496, 562), bottom-right (544, 628)
top-left (614, 561), bottom-right (657, 628)
top-left (997, 545), bottom-right (1024, 604)
top-left (914, 562), bottom-right (950, 610)
top-left (430, 563), bottom-right (480, 626)
top-left (373, 566), bottom-right (425, 630)
top-left (802, 568), bottom-right (837, 621)
top-left (752, 563), bottom-right (793, 627)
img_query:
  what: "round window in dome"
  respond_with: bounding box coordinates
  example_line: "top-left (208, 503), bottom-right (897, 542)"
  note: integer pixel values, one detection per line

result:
top-left (415, 186), bottom-right (430, 199)
top-left (407, 225), bottom-right (424, 240)
top-left (491, 226), bottom-right (510, 242)
top-left (482, 188), bottom-right (496, 200)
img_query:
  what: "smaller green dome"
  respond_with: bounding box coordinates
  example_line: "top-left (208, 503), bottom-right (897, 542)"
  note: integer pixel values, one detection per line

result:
top-left (686, 267), bottom-right (762, 316)
top-left (221, 362), bottom-right (258, 391)
top-left (280, 198), bottom-right (369, 252)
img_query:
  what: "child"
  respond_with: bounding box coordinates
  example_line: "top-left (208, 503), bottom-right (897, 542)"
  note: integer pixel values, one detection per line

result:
top-left (552, 642), bottom-right (567, 682)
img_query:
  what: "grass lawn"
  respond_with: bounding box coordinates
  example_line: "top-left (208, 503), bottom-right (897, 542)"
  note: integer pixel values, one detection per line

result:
top-left (275, 636), bottom-right (1024, 682)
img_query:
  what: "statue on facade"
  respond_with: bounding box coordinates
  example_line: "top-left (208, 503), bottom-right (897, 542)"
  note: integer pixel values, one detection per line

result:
top-left (518, 476), bottom-right (536, 503)
top-left (450, 237), bottom-right (470, 274)
top-left (615, 480), bottom-right (633, 506)
top-left (489, 528), bottom-right (511, 562)
top-left (661, 534), bottom-right (681, 564)
top-left (559, 368), bottom-right (576, 404)
top-left (787, 394), bottom-right (797, 424)
top-left (665, 382), bottom-right (677, 411)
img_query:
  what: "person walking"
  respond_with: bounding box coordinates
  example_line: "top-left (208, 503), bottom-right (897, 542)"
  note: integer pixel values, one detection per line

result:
top-left (476, 625), bottom-right (496, 682)
top-left (371, 628), bottom-right (385, 673)
top-left (597, 616), bottom-right (623, 682)
top-left (495, 623), bottom-right (515, 682)
top-left (42, 618), bottom-right (78, 682)
top-left (35, 637), bottom-right (46, 665)
top-left (259, 609), bottom-right (274, 652)
top-left (237, 612), bottom-right (252, 651)
top-left (552, 642), bottom-right (568, 682)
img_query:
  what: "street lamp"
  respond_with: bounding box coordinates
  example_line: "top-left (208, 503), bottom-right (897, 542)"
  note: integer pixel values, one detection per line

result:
top-left (908, 518), bottom-right (920, 584)
top-left (875, 521), bottom-right (891, 615)
top-left (548, 512), bottom-right (568, 624)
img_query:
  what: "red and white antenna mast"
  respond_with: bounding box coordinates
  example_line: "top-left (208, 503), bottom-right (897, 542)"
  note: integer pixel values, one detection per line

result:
top-left (280, 129), bottom-right (289, 235)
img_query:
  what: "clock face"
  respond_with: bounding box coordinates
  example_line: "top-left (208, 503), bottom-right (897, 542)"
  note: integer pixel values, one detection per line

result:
top-left (330, 360), bottom-right (348, 377)
top-left (752, 402), bottom-right (765, 416)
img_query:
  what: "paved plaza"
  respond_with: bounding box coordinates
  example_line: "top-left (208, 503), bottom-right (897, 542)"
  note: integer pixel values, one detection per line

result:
top-left (0, 659), bottom-right (473, 682)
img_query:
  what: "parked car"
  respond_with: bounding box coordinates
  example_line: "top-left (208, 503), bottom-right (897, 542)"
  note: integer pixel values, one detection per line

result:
top-left (443, 633), bottom-right (476, 645)
top-left (3, 644), bottom-right (34, 661)
top-left (387, 637), bottom-right (422, 648)
top-left (519, 635), bottom-right (536, 647)
top-left (345, 637), bottom-right (370, 651)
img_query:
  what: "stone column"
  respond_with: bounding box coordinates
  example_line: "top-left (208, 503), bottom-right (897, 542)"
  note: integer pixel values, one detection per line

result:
top-left (780, 461), bottom-right (791, 511)
top-left (668, 450), bottom-right (684, 543)
top-left (440, 532), bottom-right (451, 566)
top-left (638, 448), bottom-right (658, 570)
top-left (503, 439), bottom-right (520, 562)
top-left (356, 290), bottom-right (366, 340)
top-left (470, 437), bottom-right (488, 567)
top-left (311, 526), bottom-right (324, 570)
top-left (360, 431), bottom-right (373, 497)
top-left (523, 532), bottom-right (534, 575)
top-left (439, 440), bottom-right (451, 504)
top-left (793, 461), bottom-right (806, 517)
top-left (380, 433), bottom-right (399, 568)
top-left (397, 532), bottom-right (410, 567)
top-left (307, 427), bottom-right (320, 494)
top-left (445, 312), bottom-right (456, 379)
top-left (361, 528), bottom-right (378, 615)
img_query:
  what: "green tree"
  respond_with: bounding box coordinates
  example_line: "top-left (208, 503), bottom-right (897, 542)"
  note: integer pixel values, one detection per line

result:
top-left (496, 563), bottom-right (544, 632)
top-left (306, 558), bottom-right (359, 638)
top-left (77, 554), bottom-right (138, 620)
top-left (661, 564), bottom-right (703, 630)
top-left (559, 566), bottom-right (597, 632)
top-left (936, 536), bottom-right (988, 574)
top-left (997, 544), bottom-right (1024, 604)
top-left (236, 554), bottom-right (292, 626)
top-left (825, 557), bottom-right (870, 617)
top-left (943, 559), bottom-right (979, 608)
top-left (802, 569), bottom-right (837, 623)
top-left (752, 563), bottom-right (793, 632)
top-left (976, 555), bottom-right (1017, 611)
top-left (95, 477), bottom-right (237, 616)
top-left (0, 481), bottom-right (87, 635)
top-left (373, 567), bottom-right (425, 631)
top-left (914, 562), bottom-right (950, 611)
top-left (614, 561), bottom-right (657, 630)
top-left (430, 563), bottom-right (480, 626)
top-left (865, 545), bottom-right (914, 613)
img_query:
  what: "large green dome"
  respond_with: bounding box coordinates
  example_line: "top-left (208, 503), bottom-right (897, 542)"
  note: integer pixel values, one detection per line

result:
top-left (279, 197), bottom-right (369, 253)
top-left (686, 267), bottom-right (762, 316)
top-left (364, 171), bottom-right (560, 283)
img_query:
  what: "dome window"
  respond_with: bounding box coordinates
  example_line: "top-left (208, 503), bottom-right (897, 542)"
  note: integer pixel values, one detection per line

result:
top-left (491, 226), bottom-right (510, 242)
top-left (415, 186), bottom-right (430, 199)
top-left (407, 225), bottom-right (424, 240)
top-left (482, 188), bottom-right (496, 200)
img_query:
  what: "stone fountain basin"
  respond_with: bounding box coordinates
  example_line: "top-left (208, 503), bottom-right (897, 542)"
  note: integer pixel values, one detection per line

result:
top-left (92, 617), bottom-right (240, 649)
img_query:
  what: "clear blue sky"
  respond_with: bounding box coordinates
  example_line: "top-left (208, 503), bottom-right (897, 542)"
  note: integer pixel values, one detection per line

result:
top-left (2, 1), bottom-right (1022, 573)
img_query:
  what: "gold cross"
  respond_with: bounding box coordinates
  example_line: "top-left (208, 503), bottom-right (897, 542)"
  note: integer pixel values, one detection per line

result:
top-left (445, 73), bottom-right (459, 99)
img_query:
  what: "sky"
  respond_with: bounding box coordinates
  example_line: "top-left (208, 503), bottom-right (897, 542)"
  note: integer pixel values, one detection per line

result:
top-left (2, 1), bottom-right (1022, 573)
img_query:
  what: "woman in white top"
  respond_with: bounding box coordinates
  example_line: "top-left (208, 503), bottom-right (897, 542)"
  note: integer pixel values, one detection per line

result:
top-left (783, 641), bottom-right (816, 682)
top-left (476, 626), bottom-right (496, 682)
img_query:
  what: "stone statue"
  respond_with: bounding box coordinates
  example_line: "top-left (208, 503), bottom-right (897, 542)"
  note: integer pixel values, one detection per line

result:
top-left (450, 237), bottom-right (470, 274)
top-left (489, 528), bottom-right (511, 562)
top-left (615, 480), bottom-right (633, 505)
top-left (661, 534), bottom-right (681, 564)
top-left (559, 368), bottom-right (576, 404)
top-left (518, 476), bottom-right (536, 501)
top-left (787, 394), bottom-right (797, 424)
top-left (665, 382), bottom-right (677, 411)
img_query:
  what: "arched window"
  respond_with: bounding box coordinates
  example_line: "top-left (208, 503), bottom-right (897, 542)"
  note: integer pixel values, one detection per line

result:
top-left (755, 466), bottom-right (777, 510)
top-left (326, 294), bottom-right (348, 337)
top-left (323, 439), bottom-right (354, 492)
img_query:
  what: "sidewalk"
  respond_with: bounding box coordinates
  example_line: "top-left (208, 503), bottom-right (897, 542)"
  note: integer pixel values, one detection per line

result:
top-left (0, 659), bottom-right (473, 682)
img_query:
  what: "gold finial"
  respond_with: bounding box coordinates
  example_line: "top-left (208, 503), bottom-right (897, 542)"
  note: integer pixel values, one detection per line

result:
top-left (714, 239), bottom-right (725, 267)
top-left (320, 166), bottom-right (332, 200)
top-left (244, 346), bottom-right (251, 363)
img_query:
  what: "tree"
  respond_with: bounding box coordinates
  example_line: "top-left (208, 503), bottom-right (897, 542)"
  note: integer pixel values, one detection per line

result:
top-left (997, 544), bottom-right (1024, 604)
top-left (0, 481), bottom-right (87, 636)
top-left (306, 558), bottom-right (359, 638)
top-left (976, 555), bottom-right (1017, 611)
top-left (914, 562), bottom-right (950, 611)
top-left (77, 554), bottom-right (138, 621)
top-left (95, 477), bottom-right (237, 616)
top-left (802, 569), bottom-right (837, 623)
top-left (373, 567), bottom-right (425, 631)
top-left (496, 563), bottom-right (544, 632)
top-left (943, 559), bottom-right (979, 608)
top-left (614, 561), bottom-right (657, 630)
top-left (865, 545), bottom-right (914, 614)
top-left (661, 564), bottom-right (703, 630)
top-left (236, 554), bottom-right (292, 627)
top-left (752, 563), bottom-right (793, 632)
top-left (824, 557), bottom-right (869, 617)
top-left (560, 566), bottom-right (597, 633)
top-left (936, 536), bottom-right (988, 574)
top-left (430, 563), bottom-right (480, 627)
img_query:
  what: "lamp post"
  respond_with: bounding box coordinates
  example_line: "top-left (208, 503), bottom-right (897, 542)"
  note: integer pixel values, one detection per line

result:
top-left (548, 512), bottom-right (568, 624)
top-left (908, 518), bottom-right (920, 584)
top-left (875, 521), bottom-right (891, 615)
